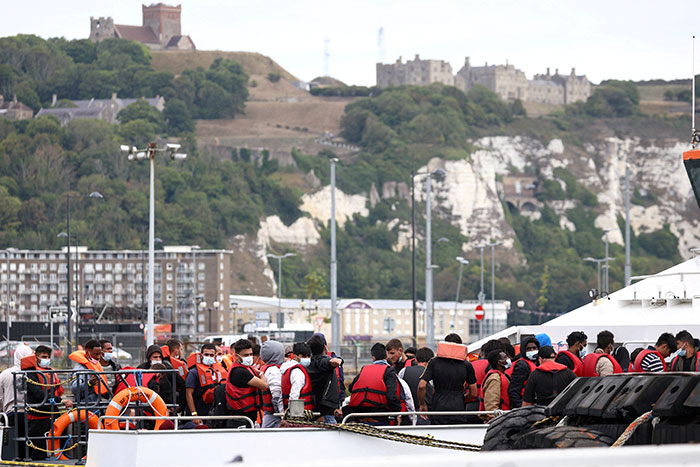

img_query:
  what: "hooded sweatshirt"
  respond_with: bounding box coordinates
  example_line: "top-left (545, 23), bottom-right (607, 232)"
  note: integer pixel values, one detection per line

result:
top-left (535, 333), bottom-right (552, 348)
top-left (0, 344), bottom-right (34, 412)
top-left (261, 341), bottom-right (285, 412)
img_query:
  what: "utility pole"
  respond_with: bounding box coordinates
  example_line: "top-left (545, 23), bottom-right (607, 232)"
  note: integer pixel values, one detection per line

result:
top-left (330, 158), bottom-right (339, 354)
top-left (624, 165), bottom-right (631, 286)
top-left (478, 245), bottom-right (485, 340)
top-left (425, 175), bottom-right (434, 349)
top-left (411, 165), bottom-right (417, 347)
top-left (485, 241), bottom-right (501, 335)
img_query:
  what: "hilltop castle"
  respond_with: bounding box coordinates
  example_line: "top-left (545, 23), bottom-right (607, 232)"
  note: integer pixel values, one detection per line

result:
top-left (89, 3), bottom-right (195, 50)
top-left (377, 55), bottom-right (590, 105)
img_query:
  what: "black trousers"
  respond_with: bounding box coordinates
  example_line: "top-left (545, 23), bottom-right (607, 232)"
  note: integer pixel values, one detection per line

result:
top-left (27, 417), bottom-right (51, 460)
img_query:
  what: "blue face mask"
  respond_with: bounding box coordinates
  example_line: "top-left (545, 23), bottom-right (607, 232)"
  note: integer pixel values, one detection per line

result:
top-left (300, 358), bottom-right (311, 367)
top-left (678, 348), bottom-right (687, 358)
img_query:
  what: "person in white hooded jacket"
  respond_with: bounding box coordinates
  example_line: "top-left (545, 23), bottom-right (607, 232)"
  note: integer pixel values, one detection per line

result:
top-left (259, 340), bottom-right (285, 428)
top-left (0, 343), bottom-right (33, 460)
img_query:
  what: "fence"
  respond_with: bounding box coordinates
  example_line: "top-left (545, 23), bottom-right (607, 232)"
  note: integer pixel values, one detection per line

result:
top-left (7, 368), bottom-right (179, 462)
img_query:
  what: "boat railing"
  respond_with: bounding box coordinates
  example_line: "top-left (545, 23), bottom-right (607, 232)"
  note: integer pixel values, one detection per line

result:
top-left (98, 414), bottom-right (255, 430)
top-left (629, 271), bottom-right (700, 284)
top-left (341, 410), bottom-right (503, 424)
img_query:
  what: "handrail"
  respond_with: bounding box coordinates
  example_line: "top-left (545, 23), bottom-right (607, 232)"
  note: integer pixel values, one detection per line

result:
top-left (98, 414), bottom-right (255, 430)
top-left (341, 410), bottom-right (502, 424)
top-left (630, 271), bottom-right (700, 284)
top-left (0, 412), bottom-right (8, 427)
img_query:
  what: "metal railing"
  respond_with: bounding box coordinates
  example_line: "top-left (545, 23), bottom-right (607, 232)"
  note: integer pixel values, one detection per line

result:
top-left (98, 414), bottom-right (255, 430)
top-left (341, 410), bottom-right (503, 424)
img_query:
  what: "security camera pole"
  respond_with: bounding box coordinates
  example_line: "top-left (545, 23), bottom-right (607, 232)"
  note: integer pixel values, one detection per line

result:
top-left (122, 142), bottom-right (187, 346)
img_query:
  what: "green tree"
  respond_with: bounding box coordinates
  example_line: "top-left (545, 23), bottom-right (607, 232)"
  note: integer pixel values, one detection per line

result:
top-left (536, 265), bottom-right (549, 313)
top-left (304, 271), bottom-right (326, 298)
top-left (163, 98), bottom-right (195, 135)
top-left (118, 118), bottom-right (156, 145)
top-left (117, 100), bottom-right (165, 132)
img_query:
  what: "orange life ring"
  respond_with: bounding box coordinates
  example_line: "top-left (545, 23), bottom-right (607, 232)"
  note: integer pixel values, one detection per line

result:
top-left (49, 409), bottom-right (99, 460)
top-left (103, 386), bottom-right (168, 430)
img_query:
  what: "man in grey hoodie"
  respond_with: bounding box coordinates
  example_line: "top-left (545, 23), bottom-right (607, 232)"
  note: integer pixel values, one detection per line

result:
top-left (260, 340), bottom-right (285, 428)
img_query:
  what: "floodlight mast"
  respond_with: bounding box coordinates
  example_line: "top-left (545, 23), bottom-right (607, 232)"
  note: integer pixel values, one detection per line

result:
top-left (121, 142), bottom-right (187, 345)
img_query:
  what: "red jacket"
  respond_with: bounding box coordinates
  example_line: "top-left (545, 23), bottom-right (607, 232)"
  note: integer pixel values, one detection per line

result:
top-left (479, 369), bottom-right (510, 411)
top-left (582, 353), bottom-right (623, 377)
top-left (281, 363), bottom-right (314, 410)
top-left (259, 363), bottom-right (280, 412)
top-left (225, 363), bottom-right (260, 413)
top-left (349, 364), bottom-right (403, 411)
top-left (556, 350), bottom-right (584, 376)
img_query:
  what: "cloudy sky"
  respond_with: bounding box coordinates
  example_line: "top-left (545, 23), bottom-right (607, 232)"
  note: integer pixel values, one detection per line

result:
top-left (6, 1), bottom-right (698, 86)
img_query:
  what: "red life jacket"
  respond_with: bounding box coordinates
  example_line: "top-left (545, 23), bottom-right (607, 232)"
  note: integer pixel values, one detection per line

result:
top-left (536, 360), bottom-right (568, 373)
top-left (556, 350), bottom-right (584, 377)
top-left (281, 364), bottom-right (314, 410)
top-left (349, 364), bottom-right (402, 411)
top-left (506, 358), bottom-right (537, 396)
top-left (582, 353), bottom-right (623, 377)
top-left (628, 363), bottom-right (634, 372)
top-left (161, 345), bottom-right (188, 379)
top-left (225, 363), bottom-right (260, 413)
top-left (479, 369), bottom-right (510, 411)
top-left (472, 359), bottom-right (490, 390)
top-left (404, 357), bottom-right (418, 368)
top-left (114, 368), bottom-right (158, 394)
top-left (259, 363), bottom-right (280, 412)
top-left (670, 353), bottom-right (700, 372)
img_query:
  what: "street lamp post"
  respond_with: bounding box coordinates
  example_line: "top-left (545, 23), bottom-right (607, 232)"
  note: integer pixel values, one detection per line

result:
top-left (583, 256), bottom-right (615, 294)
top-left (267, 253), bottom-right (296, 329)
top-left (330, 157), bottom-right (340, 355)
top-left (122, 142), bottom-right (187, 346)
top-left (603, 229), bottom-right (614, 292)
top-left (453, 256), bottom-right (469, 330)
top-left (424, 168), bottom-right (446, 350)
top-left (485, 241), bottom-right (501, 335)
top-left (141, 237), bottom-right (162, 329)
top-left (3, 248), bottom-right (16, 360)
top-left (477, 245), bottom-right (485, 339)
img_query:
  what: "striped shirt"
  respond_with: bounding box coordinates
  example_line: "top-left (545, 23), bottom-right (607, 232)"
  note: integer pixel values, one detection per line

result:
top-left (640, 350), bottom-right (665, 373)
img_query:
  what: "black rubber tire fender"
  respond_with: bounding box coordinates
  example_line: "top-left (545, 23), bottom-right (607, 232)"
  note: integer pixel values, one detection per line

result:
top-left (513, 426), bottom-right (615, 449)
top-left (481, 405), bottom-right (548, 451)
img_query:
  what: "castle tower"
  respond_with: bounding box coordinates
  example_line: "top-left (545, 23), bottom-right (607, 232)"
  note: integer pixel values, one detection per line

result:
top-left (142, 3), bottom-right (182, 46)
top-left (89, 17), bottom-right (116, 43)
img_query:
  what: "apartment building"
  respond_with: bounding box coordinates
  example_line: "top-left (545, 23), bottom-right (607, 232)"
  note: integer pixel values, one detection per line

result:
top-left (1, 246), bottom-right (233, 337)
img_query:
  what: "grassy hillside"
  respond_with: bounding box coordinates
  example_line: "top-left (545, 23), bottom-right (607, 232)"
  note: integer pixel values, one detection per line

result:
top-left (151, 50), bottom-right (298, 81)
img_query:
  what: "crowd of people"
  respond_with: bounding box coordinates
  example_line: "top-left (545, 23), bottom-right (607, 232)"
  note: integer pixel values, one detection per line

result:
top-left (0, 327), bottom-right (698, 460)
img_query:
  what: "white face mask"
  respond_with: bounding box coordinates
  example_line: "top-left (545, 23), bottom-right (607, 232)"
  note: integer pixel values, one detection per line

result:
top-left (38, 358), bottom-right (51, 369)
top-left (525, 350), bottom-right (538, 361)
top-left (579, 348), bottom-right (587, 359)
top-left (202, 356), bottom-right (216, 366)
top-left (103, 352), bottom-right (113, 361)
top-left (505, 358), bottom-right (512, 369)
top-left (300, 357), bottom-right (311, 367)
top-left (216, 355), bottom-right (224, 364)
top-left (150, 359), bottom-right (162, 366)
top-left (240, 356), bottom-right (254, 367)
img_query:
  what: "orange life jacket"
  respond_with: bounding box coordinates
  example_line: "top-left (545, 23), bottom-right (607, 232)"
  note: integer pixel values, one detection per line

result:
top-left (187, 352), bottom-right (226, 404)
top-left (22, 355), bottom-right (64, 419)
top-left (556, 350), bottom-right (584, 377)
top-left (259, 363), bottom-right (280, 413)
top-left (161, 345), bottom-right (188, 379)
top-left (225, 363), bottom-right (260, 413)
top-left (348, 363), bottom-right (402, 411)
top-left (479, 369), bottom-right (510, 411)
top-left (633, 349), bottom-right (666, 372)
top-left (582, 353), bottom-right (623, 377)
top-left (68, 350), bottom-right (109, 395)
top-left (114, 367), bottom-right (158, 394)
top-left (281, 363), bottom-right (314, 410)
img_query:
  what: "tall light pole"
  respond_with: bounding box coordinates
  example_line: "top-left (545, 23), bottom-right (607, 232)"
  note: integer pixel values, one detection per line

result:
top-left (624, 164), bottom-right (632, 286)
top-left (3, 248), bottom-right (16, 358)
top-left (267, 253), bottom-right (296, 329)
top-left (424, 168), bottom-right (446, 349)
top-left (477, 245), bottom-right (485, 339)
top-left (191, 245), bottom-right (200, 334)
top-left (485, 241), bottom-right (501, 335)
top-left (59, 190), bottom-right (102, 352)
top-left (141, 237), bottom-right (162, 329)
top-left (122, 142), bottom-right (187, 346)
top-left (330, 157), bottom-right (340, 355)
top-left (603, 229), bottom-right (614, 292)
top-left (454, 256), bottom-right (469, 330)
top-left (583, 256), bottom-right (615, 293)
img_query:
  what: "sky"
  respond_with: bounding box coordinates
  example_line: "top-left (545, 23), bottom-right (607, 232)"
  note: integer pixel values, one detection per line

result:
top-left (5, 1), bottom-right (699, 86)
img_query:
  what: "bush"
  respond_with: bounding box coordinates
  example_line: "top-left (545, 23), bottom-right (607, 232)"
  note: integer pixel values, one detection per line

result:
top-left (638, 226), bottom-right (679, 259)
top-left (267, 72), bottom-right (281, 83)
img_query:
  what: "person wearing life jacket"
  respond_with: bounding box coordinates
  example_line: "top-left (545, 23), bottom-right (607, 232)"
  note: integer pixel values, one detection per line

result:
top-left (386, 338), bottom-right (417, 373)
top-left (98, 339), bottom-right (123, 393)
top-left (582, 330), bottom-right (623, 377)
top-left (186, 343), bottom-right (225, 424)
top-left (135, 344), bottom-right (176, 406)
top-left (161, 338), bottom-right (187, 412)
top-left (555, 331), bottom-right (588, 377)
top-left (522, 346), bottom-right (577, 406)
top-left (25, 345), bottom-right (73, 460)
top-left (70, 339), bottom-right (110, 404)
top-left (480, 350), bottom-right (511, 422)
top-left (399, 347), bottom-right (433, 426)
top-left (418, 333), bottom-right (477, 425)
top-left (669, 330), bottom-right (700, 371)
top-left (306, 334), bottom-right (343, 424)
top-left (280, 342), bottom-right (315, 412)
top-left (259, 340), bottom-right (285, 428)
top-left (635, 332), bottom-right (676, 372)
top-left (225, 339), bottom-right (268, 428)
top-left (466, 339), bottom-right (504, 417)
top-left (507, 337), bottom-right (540, 408)
top-left (348, 343), bottom-right (405, 426)
top-left (405, 346), bottom-right (417, 361)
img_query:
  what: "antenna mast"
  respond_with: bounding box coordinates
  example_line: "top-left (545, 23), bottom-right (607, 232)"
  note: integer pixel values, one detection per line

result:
top-left (693, 35), bottom-right (697, 148)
